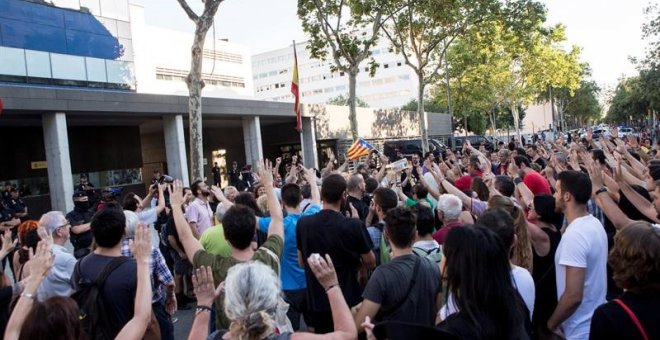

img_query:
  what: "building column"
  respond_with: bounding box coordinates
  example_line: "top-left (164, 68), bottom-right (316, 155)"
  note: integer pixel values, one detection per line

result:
top-left (163, 115), bottom-right (190, 186)
top-left (42, 113), bottom-right (73, 213)
top-left (300, 116), bottom-right (318, 169)
top-left (242, 116), bottom-right (263, 167)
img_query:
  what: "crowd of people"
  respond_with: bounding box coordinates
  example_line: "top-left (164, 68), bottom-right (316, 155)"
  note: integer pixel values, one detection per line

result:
top-left (0, 126), bottom-right (658, 340)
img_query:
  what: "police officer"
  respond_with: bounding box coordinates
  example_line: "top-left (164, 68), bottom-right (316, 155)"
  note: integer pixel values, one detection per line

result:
top-left (6, 188), bottom-right (27, 220)
top-left (66, 191), bottom-right (94, 259)
top-left (75, 174), bottom-right (95, 197)
top-left (0, 199), bottom-right (20, 231)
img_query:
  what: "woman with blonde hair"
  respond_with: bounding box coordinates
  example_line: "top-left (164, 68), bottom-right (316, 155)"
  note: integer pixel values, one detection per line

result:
top-left (487, 195), bottom-right (533, 273)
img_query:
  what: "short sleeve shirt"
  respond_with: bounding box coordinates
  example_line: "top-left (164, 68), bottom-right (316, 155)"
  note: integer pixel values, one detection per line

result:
top-left (185, 198), bottom-right (214, 235)
top-left (200, 225), bottom-right (232, 257)
top-left (193, 235), bottom-right (283, 329)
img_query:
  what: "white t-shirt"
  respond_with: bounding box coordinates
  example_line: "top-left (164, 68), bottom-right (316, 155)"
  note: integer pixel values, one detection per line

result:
top-left (439, 265), bottom-right (535, 320)
top-left (554, 214), bottom-right (608, 340)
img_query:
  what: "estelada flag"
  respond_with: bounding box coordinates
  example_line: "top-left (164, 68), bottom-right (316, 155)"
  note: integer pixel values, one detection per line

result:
top-left (291, 42), bottom-right (301, 132)
top-left (346, 138), bottom-right (375, 160)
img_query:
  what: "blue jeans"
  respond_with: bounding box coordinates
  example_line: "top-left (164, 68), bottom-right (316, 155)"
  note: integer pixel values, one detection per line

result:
top-left (153, 297), bottom-right (174, 340)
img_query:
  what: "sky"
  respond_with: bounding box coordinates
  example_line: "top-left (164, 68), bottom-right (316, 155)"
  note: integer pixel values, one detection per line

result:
top-left (135, 0), bottom-right (656, 90)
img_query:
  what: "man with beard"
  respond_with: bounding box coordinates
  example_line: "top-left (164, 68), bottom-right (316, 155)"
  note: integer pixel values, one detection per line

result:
top-left (66, 191), bottom-right (95, 258)
top-left (296, 174), bottom-right (375, 334)
top-left (185, 180), bottom-right (214, 239)
top-left (547, 171), bottom-right (607, 339)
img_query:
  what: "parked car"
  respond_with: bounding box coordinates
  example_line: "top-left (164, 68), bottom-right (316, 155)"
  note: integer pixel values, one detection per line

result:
top-left (619, 127), bottom-right (635, 137)
top-left (447, 135), bottom-right (494, 152)
top-left (383, 138), bottom-right (446, 161)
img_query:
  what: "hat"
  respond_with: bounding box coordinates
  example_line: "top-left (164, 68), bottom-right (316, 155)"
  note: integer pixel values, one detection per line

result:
top-left (454, 175), bottom-right (473, 192)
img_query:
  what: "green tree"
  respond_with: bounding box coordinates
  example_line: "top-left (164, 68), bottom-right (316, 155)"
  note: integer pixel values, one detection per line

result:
top-left (327, 94), bottom-right (370, 108)
top-left (607, 76), bottom-right (649, 124)
top-left (298, 0), bottom-right (384, 140)
top-left (559, 80), bottom-right (602, 128)
top-left (400, 99), bottom-right (445, 114)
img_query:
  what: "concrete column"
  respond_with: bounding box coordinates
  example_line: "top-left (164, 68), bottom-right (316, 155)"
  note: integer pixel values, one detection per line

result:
top-left (242, 116), bottom-right (263, 167)
top-left (42, 113), bottom-right (73, 213)
top-left (300, 116), bottom-right (318, 169)
top-left (164, 115), bottom-right (190, 186)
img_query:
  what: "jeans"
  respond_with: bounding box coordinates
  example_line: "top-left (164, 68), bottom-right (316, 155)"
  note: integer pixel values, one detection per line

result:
top-left (153, 297), bottom-right (174, 340)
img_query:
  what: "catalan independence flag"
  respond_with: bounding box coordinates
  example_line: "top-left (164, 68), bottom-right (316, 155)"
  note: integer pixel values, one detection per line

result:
top-left (346, 138), bottom-right (375, 160)
top-left (291, 42), bottom-right (301, 132)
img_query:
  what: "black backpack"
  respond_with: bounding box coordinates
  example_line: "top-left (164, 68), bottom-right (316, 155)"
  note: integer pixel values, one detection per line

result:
top-left (71, 256), bottom-right (130, 340)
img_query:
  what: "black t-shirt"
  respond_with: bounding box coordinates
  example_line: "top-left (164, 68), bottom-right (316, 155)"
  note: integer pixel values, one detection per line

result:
top-left (345, 195), bottom-right (369, 222)
top-left (296, 210), bottom-right (373, 311)
top-left (531, 227), bottom-right (561, 326)
top-left (166, 215), bottom-right (184, 251)
top-left (362, 255), bottom-right (441, 326)
top-left (66, 209), bottom-right (95, 251)
top-left (72, 254), bottom-right (137, 337)
top-left (589, 292), bottom-right (660, 340)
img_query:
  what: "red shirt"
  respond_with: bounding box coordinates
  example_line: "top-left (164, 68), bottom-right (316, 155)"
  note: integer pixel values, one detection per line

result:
top-left (523, 171), bottom-right (551, 196)
top-left (432, 221), bottom-right (464, 245)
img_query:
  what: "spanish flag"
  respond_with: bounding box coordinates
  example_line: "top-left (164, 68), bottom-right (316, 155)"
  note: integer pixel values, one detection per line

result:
top-left (346, 138), bottom-right (375, 160)
top-left (291, 42), bottom-right (301, 132)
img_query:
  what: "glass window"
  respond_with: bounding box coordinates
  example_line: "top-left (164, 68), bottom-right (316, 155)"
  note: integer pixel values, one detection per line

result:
top-left (51, 53), bottom-right (86, 81)
top-left (106, 60), bottom-right (134, 85)
top-left (0, 47), bottom-right (27, 76)
top-left (25, 50), bottom-right (51, 78)
top-left (86, 57), bottom-right (107, 82)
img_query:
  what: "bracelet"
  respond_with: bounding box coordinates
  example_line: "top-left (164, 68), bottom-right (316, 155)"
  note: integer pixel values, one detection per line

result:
top-left (595, 187), bottom-right (608, 195)
top-left (196, 305), bottom-right (213, 313)
top-left (325, 283), bottom-right (339, 292)
top-left (20, 292), bottom-right (36, 300)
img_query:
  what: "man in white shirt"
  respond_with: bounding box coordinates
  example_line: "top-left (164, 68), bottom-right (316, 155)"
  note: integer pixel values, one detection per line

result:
top-left (548, 171), bottom-right (607, 339)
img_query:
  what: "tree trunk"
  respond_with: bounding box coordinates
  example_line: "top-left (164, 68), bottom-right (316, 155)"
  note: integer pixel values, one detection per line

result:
top-left (186, 20), bottom-right (213, 181)
top-left (489, 106), bottom-right (497, 138)
top-left (417, 78), bottom-right (429, 153)
top-left (512, 103), bottom-right (521, 145)
top-left (348, 69), bottom-right (359, 140)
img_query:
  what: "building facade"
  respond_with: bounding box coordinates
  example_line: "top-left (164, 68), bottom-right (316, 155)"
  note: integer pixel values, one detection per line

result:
top-left (252, 40), bottom-right (419, 109)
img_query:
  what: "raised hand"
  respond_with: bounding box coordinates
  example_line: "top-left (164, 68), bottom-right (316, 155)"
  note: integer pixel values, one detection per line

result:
top-left (0, 231), bottom-right (17, 258)
top-left (307, 254), bottom-right (339, 291)
top-left (131, 223), bottom-right (151, 265)
top-left (257, 159), bottom-right (274, 186)
top-left (169, 179), bottom-right (184, 207)
top-left (192, 266), bottom-right (221, 307)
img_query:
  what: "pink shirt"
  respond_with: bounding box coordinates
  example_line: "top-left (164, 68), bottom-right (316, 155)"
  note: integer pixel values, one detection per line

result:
top-left (185, 198), bottom-right (214, 235)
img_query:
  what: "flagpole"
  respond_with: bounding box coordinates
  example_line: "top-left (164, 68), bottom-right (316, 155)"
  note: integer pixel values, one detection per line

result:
top-left (292, 40), bottom-right (305, 165)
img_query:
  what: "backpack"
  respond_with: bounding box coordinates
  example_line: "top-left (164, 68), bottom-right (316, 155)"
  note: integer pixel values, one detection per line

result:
top-left (412, 245), bottom-right (443, 264)
top-left (71, 256), bottom-right (130, 340)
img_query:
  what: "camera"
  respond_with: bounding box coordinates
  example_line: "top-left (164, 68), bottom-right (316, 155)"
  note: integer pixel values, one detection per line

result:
top-left (151, 175), bottom-right (174, 190)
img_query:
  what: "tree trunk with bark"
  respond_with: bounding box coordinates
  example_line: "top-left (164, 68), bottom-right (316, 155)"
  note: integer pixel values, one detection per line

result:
top-left (348, 69), bottom-right (359, 140)
top-left (417, 76), bottom-right (429, 153)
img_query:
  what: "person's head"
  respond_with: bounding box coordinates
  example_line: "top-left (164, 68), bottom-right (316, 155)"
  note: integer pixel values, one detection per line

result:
top-left (528, 194), bottom-right (562, 227)
top-left (232, 161), bottom-right (238, 168)
top-left (79, 175), bottom-right (88, 184)
top-left (436, 194), bottom-right (462, 223)
top-left (121, 192), bottom-right (142, 212)
top-left (412, 184), bottom-right (429, 201)
top-left (442, 225), bottom-right (525, 338)
top-left (384, 206), bottom-right (417, 249)
top-left (513, 156), bottom-right (530, 177)
top-left (123, 210), bottom-right (140, 239)
top-left (618, 185), bottom-right (654, 222)
top-left (153, 169), bottom-right (161, 178)
top-left (487, 195), bottom-right (532, 268)
top-left (347, 173), bottom-right (366, 195)
top-left (234, 192), bottom-right (262, 217)
top-left (555, 170), bottom-right (592, 212)
top-left (256, 195), bottom-right (268, 214)
top-left (225, 261), bottom-right (280, 340)
top-left (411, 153), bottom-right (421, 165)
top-left (470, 177), bottom-right (489, 201)
top-left (494, 175), bottom-right (515, 197)
top-left (71, 191), bottom-right (89, 211)
top-left (608, 222), bottom-right (660, 294)
top-left (191, 180), bottom-right (210, 198)
top-left (280, 183), bottom-right (302, 209)
top-left (413, 205), bottom-right (435, 238)
top-left (253, 184), bottom-right (266, 198)
top-left (424, 151), bottom-right (435, 162)
top-left (90, 206), bottom-right (126, 248)
top-left (467, 155), bottom-right (481, 174)
top-left (39, 211), bottom-right (70, 242)
top-left (222, 205), bottom-right (257, 250)
top-left (224, 186), bottom-right (238, 202)
top-left (321, 174), bottom-right (347, 205)
top-left (498, 149), bottom-right (510, 164)
top-left (526, 145), bottom-right (538, 158)
top-left (478, 209), bottom-right (515, 250)
top-left (18, 297), bottom-right (85, 340)
top-left (372, 187), bottom-right (398, 218)
top-left (365, 177), bottom-right (379, 195)
top-left (18, 220), bottom-right (40, 265)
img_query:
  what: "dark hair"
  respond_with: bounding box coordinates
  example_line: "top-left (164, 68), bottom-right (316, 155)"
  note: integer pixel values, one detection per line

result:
top-left (513, 155), bottom-right (530, 168)
top-left (222, 205), bottom-right (257, 250)
top-left (301, 184), bottom-right (311, 199)
top-left (281, 183), bottom-right (302, 208)
top-left (384, 207), bottom-right (417, 248)
top-left (191, 180), bottom-right (204, 197)
top-left (443, 225), bottom-right (526, 339)
top-left (321, 174), bottom-right (347, 204)
top-left (365, 177), bottom-right (379, 194)
top-left (90, 207), bottom-right (126, 248)
top-left (18, 297), bottom-right (85, 340)
top-left (413, 205), bottom-right (435, 237)
top-left (533, 194), bottom-right (562, 227)
top-left (424, 151), bottom-right (434, 159)
top-left (347, 173), bottom-right (364, 191)
top-left (122, 193), bottom-right (140, 212)
top-left (412, 184), bottom-right (429, 200)
top-left (495, 176), bottom-right (515, 197)
top-left (373, 187), bottom-right (398, 213)
top-left (470, 177), bottom-right (489, 201)
top-left (592, 149), bottom-right (607, 165)
top-left (557, 170), bottom-right (591, 204)
top-left (234, 192), bottom-right (263, 217)
top-left (618, 185), bottom-right (653, 222)
top-left (478, 209), bottom-right (514, 250)
top-left (609, 221), bottom-right (660, 294)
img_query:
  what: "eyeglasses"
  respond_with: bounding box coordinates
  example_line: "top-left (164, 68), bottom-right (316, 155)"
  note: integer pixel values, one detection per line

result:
top-left (56, 221), bottom-right (71, 229)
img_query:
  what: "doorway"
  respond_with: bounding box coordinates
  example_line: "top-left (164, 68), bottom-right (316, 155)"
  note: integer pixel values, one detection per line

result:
top-left (211, 149), bottom-right (227, 187)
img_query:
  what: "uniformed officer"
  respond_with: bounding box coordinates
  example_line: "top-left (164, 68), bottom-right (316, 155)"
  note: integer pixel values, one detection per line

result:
top-left (6, 188), bottom-right (27, 220)
top-left (65, 191), bottom-right (94, 259)
top-left (75, 174), bottom-right (95, 197)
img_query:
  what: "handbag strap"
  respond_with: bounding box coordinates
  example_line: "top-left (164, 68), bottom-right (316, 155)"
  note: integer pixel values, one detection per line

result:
top-left (381, 256), bottom-right (421, 316)
top-left (613, 298), bottom-right (648, 340)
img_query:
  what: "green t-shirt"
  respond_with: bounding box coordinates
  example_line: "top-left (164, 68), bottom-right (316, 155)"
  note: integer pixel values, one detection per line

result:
top-left (200, 224), bottom-right (232, 257)
top-left (405, 197), bottom-right (436, 210)
top-left (193, 234), bottom-right (283, 329)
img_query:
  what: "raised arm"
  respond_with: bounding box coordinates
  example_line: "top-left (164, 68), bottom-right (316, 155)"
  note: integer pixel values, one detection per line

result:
top-left (303, 167), bottom-right (321, 206)
top-left (259, 160), bottom-right (284, 240)
top-left (115, 224), bottom-right (153, 340)
top-left (436, 172), bottom-right (473, 211)
top-left (374, 155), bottom-right (389, 182)
top-left (588, 164), bottom-right (634, 230)
top-left (170, 180), bottom-right (203, 260)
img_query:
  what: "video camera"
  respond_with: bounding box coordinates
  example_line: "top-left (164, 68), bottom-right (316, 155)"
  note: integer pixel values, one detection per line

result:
top-left (151, 175), bottom-right (174, 190)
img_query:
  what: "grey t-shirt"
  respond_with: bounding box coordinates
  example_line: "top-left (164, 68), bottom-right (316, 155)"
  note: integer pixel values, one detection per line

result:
top-left (362, 254), bottom-right (441, 326)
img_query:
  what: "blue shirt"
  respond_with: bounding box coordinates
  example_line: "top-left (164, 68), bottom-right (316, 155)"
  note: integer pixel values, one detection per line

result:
top-left (258, 204), bottom-right (321, 290)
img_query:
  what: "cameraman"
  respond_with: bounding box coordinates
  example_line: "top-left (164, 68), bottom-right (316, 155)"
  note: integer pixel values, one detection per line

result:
top-left (66, 191), bottom-right (94, 259)
top-left (122, 182), bottom-right (166, 225)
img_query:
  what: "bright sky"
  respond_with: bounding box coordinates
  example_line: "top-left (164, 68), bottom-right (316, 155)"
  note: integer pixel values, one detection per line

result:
top-left (136, 0), bottom-right (656, 89)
